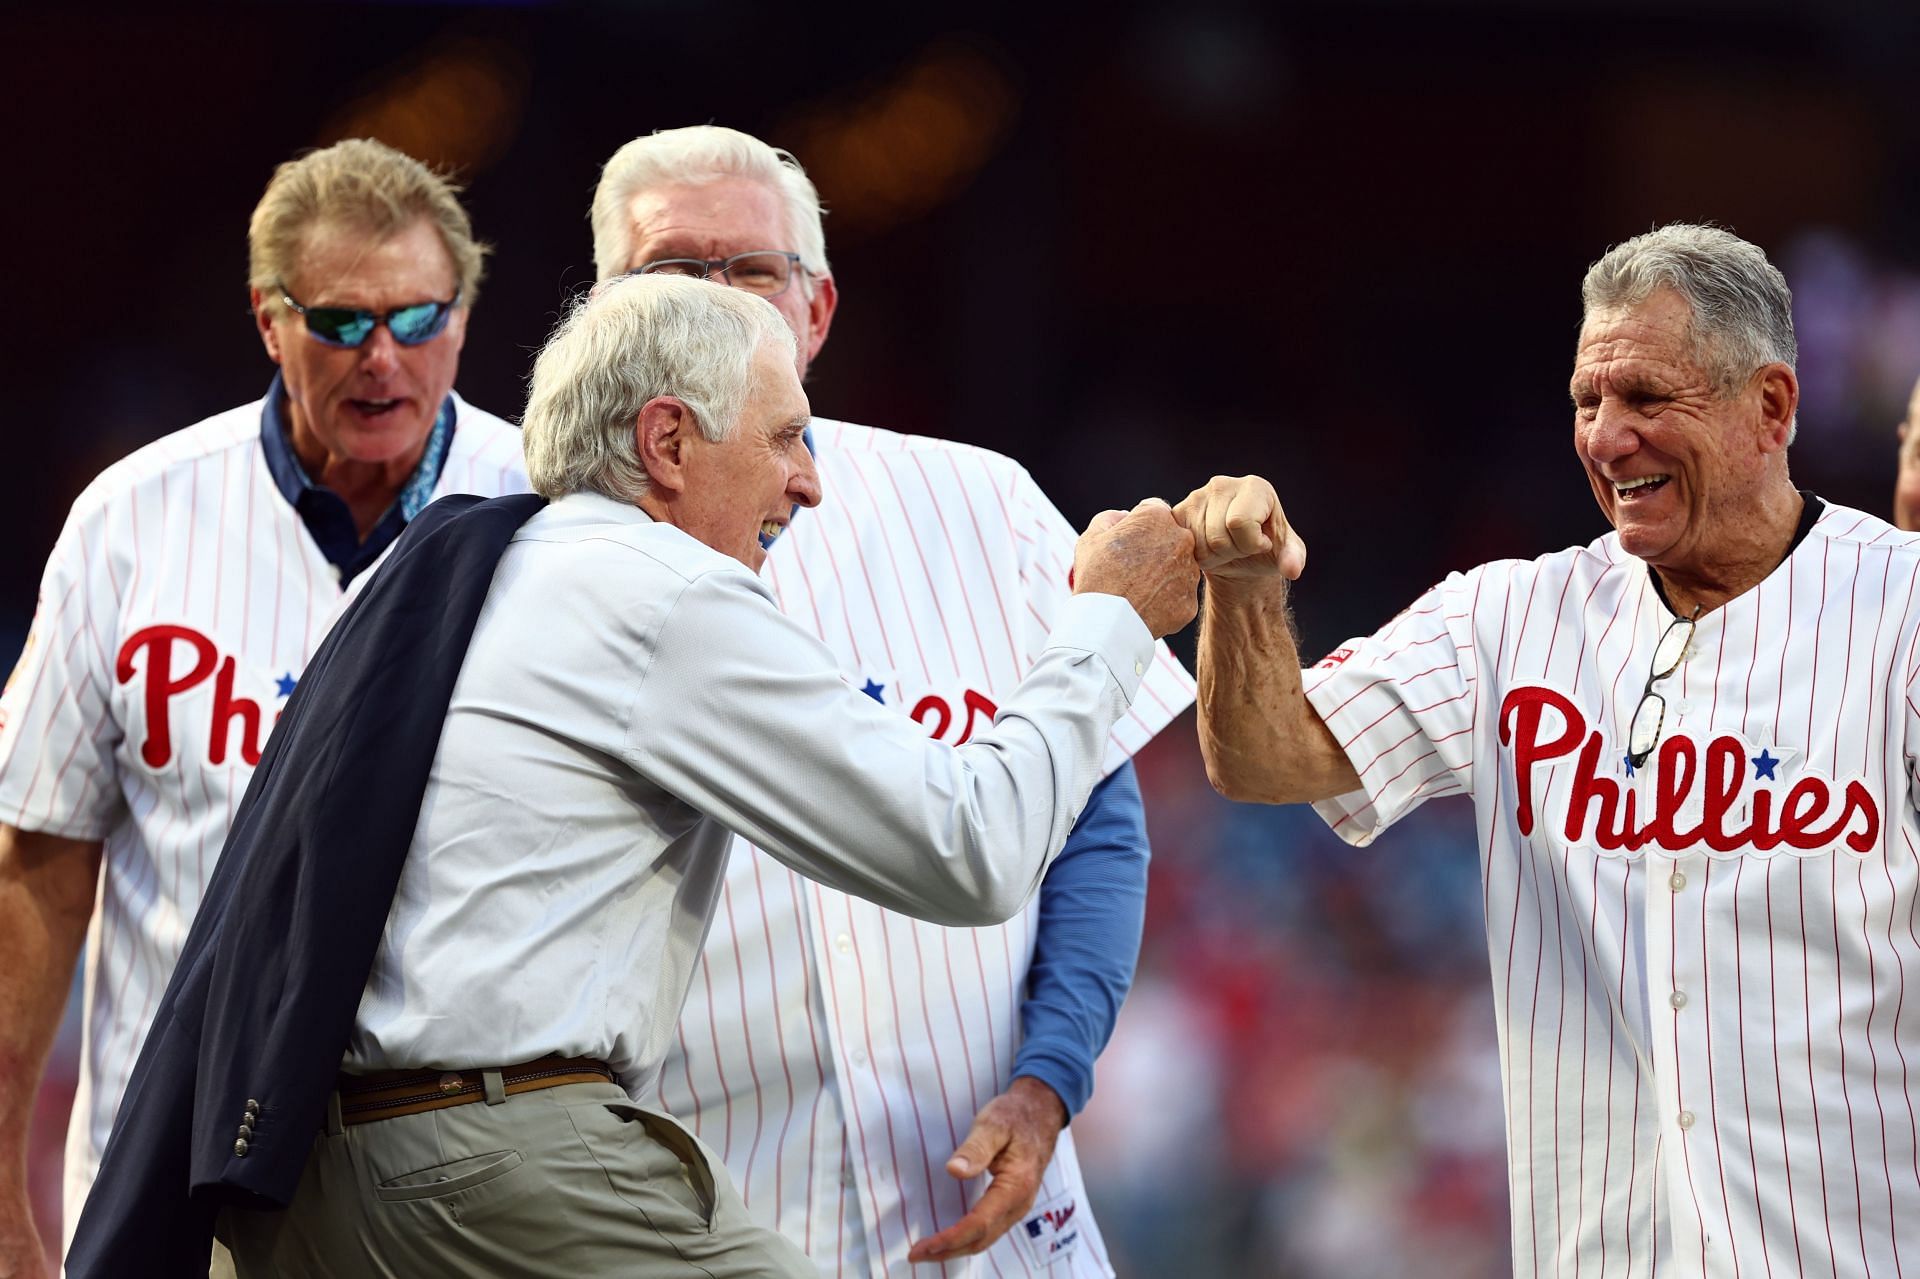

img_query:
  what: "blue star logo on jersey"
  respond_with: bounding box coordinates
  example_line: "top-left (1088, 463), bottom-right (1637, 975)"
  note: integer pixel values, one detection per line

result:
top-left (275, 672), bottom-right (297, 698)
top-left (1753, 749), bottom-right (1779, 781)
top-left (861, 679), bottom-right (886, 704)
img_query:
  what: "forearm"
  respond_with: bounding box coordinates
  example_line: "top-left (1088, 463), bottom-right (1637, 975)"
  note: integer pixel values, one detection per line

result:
top-left (646, 588), bottom-right (1152, 929)
top-left (0, 827), bottom-right (100, 1181)
top-left (1011, 762), bottom-right (1148, 1115)
top-left (1197, 576), bottom-right (1358, 804)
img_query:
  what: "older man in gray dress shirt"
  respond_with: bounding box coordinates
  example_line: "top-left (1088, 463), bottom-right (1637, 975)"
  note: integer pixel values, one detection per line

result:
top-left (211, 275), bottom-right (1200, 1277)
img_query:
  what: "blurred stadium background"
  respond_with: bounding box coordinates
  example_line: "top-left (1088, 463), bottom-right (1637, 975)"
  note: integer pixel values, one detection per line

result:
top-left (10, 1), bottom-right (1920, 1273)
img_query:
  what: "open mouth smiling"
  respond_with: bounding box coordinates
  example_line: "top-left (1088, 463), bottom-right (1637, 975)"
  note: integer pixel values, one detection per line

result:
top-left (1614, 474), bottom-right (1670, 502)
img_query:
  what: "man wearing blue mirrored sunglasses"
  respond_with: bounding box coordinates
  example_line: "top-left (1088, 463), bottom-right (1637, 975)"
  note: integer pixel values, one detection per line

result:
top-left (0, 138), bottom-right (528, 1279)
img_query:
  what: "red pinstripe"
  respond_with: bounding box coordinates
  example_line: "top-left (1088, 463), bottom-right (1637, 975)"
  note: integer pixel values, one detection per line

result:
top-left (778, 867), bottom-right (831, 1256)
top-left (844, 454), bottom-right (938, 677)
top-left (838, 895), bottom-right (916, 1249)
top-left (874, 909), bottom-right (949, 1236)
top-left (1621, 866), bottom-right (1643, 1274)
top-left (934, 451), bottom-right (1023, 675)
top-left (807, 890), bottom-right (894, 1261)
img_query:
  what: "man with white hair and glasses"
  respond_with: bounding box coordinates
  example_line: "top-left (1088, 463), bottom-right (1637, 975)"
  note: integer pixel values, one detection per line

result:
top-left (589, 125), bottom-right (1195, 1275)
top-left (1178, 222), bottom-right (1920, 1275)
top-left (68, 273), bottom-right (1200, 1278)
top-left (0, 138), bottom-right (527, 1278)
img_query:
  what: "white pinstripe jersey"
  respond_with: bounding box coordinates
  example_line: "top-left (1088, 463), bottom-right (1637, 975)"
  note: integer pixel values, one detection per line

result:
top-left (654, 419), bottom-right (1195, 1279)
top-left (0, 392), bottom-right (529, 1239)
top-left (1303, 499), bottom-right (1920, 1278)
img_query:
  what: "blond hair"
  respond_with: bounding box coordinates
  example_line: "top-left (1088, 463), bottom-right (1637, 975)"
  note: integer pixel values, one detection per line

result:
top-left (248, 138), bottom-right (489, 309)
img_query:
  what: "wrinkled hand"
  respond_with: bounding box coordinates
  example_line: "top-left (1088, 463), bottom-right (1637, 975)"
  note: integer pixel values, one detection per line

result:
top-left (906, 1077), bottom-right (1067, 1264)
top-left (1071, 499), bottom-right (1201, 638)
top-left (1173, 475), bottom-right (1306, 582)
top-left (0, 1183), bottom-right (51, 1279)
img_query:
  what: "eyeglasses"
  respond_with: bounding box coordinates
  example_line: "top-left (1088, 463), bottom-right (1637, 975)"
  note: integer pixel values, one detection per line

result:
top-left (627, 251), bottom-right (805, 299)
top-left (1626, 606), bottom-right (1701, 770)
top-left (278, 285), bottom-right (461, 348)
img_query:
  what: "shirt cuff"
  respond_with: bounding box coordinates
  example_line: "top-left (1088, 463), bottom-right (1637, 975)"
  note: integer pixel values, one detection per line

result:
top-left (1044, 593), bottom-right (1155, 704)
top-left (1010, 1051), bottom-right (1086, 1118)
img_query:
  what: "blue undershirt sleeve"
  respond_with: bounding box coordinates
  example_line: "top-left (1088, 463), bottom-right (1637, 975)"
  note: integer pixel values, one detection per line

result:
top-left (1009, 759), bottom-right (1150, 1117)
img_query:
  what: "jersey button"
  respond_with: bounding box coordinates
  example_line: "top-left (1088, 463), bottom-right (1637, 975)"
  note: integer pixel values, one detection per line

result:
top-left (835, 933), bottom-right (852, 955)
top-left (851, 1046), bottom-right (869, 1067)
top-left (1669, 871), bottom-right (1687, 892)
top-left (1669, 990), bottom-right (1688, 1009)
top-left (1677, 1110), bottom-right (1696, 1131)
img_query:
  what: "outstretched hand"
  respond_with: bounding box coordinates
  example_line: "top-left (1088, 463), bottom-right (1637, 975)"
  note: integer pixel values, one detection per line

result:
top-left (905, 1077), bottom-right (1067, 1264)
top-left (1173, 475), bottom-right (1305, 582)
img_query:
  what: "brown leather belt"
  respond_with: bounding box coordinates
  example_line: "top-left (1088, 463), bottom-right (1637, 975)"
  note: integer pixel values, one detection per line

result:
top-left (335, 1054), bottom-right (614, 1126)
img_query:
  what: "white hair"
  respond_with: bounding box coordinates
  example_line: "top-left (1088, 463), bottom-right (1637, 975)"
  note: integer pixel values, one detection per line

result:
top-left (1582, 223), bottom-right (1798, 397)
top-left (590, 125), bottom-right (829, 285)
top-left (521, 274), bottom-right (798, 505)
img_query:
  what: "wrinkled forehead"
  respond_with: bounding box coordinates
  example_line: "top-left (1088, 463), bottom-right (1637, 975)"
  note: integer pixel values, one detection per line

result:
top-left (288, 216), bottom-right (457, 302)
top-left (624, 177), bottom-right (788, 264)
top-left (1571, 296), bottom-right (1704, 391)
top-left (750, 339), bottom-right (810, 424)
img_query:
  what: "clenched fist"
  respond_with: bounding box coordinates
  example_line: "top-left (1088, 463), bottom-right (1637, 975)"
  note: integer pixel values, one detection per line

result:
top-left (1173, 475), bottom-right (1305, 581)
top-left (1071, 498), bottom-right (1201, 638)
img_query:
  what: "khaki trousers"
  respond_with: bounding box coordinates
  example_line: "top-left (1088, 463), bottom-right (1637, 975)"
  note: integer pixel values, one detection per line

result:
top-left (216, 1080), bottom-right (811, 1278)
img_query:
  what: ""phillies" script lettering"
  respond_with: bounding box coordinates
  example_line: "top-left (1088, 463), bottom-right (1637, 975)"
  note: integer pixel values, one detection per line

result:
top-left (115, 625), bottom-right (276, 769)
top-left (1499, 685), bottom-right (1878, 856)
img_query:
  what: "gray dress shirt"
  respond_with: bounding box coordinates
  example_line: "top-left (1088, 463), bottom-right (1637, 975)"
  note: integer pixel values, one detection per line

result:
top-left (345, 491), bottom-right (1154, 1088)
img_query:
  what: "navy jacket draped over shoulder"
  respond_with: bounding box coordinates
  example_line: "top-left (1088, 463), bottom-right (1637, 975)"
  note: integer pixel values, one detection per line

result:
top-left (66, 493), bottom-right (547, 1279)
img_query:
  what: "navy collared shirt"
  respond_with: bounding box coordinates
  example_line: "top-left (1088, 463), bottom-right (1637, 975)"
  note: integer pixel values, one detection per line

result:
top-left (259, 373), bottom-right (456, 586)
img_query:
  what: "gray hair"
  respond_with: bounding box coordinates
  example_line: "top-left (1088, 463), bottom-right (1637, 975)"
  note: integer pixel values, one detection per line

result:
top-left (521, 274), bottom-right (798, 504)
top-left (590, 125), bottom-right (829, 285)
top-left (1581, 223), bottom-right (1797, 396)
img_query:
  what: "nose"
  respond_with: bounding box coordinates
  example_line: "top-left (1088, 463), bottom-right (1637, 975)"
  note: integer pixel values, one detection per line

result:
top-left (789, 447), bottom-right (822, 509)
top-left (1581, 401), bottom-right (1640, 465)
top-left (357, 325), bottom-right (402, 376)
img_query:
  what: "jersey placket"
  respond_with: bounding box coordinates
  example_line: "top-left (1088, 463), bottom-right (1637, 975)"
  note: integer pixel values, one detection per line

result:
top-left (1642, 612), bottom-right (1725, 1275)
top-left (809, 885), bottom-right (908, 1279)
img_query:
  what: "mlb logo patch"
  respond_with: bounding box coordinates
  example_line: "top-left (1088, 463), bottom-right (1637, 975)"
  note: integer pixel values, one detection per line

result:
top-left (1013, 1191), bottom-right (1083, 1268)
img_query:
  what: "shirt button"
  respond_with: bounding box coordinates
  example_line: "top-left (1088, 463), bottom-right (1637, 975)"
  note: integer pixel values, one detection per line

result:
top-left (1678, 1111), bottom-right (1696, 1131)
top-left (234, 1138), bottom-right (250, 1156)
top-left (1669, 871), bottom-right (1686, 892)
top-left (1670, 991), bottom-right (1688, 1009)
top-left (835, 933), bottom-right (852, 955)
top-left (851, 1046), bottom-right (868, 1067)
top-left (1133, 660), bottom-right (1145, 676)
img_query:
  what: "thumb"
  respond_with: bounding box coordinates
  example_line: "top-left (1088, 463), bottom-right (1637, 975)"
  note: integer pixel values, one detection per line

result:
top-left (947, 1116), bottom-right (1006, 1178)
top-left (1086, 509), bottom-right (1127, 536)
top-left (1277, 528), bottom-right (1307, 580)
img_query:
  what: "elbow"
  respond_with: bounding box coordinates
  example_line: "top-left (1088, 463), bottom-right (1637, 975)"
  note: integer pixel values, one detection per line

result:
top-left (955, 879), bottom-right (1031, 927)
top-left (1201, 750), bottom-right (1286, 805)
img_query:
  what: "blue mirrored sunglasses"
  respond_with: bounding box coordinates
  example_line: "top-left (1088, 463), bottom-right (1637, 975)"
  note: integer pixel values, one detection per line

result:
top-left (279, 285), bottom-right (460, 348)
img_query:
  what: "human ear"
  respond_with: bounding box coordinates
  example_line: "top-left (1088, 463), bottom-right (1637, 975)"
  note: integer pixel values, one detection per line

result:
top-left (251, 288), bottom-right (285, 364)
top-left (1755, 363), bottom-right (1798, 454)
top-left (635, 397), bottom-right (694, 494)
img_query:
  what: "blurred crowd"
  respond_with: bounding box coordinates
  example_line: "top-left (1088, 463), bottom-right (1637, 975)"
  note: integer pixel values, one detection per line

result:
top-left (15, 4), bottom-right (1920, 1276)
